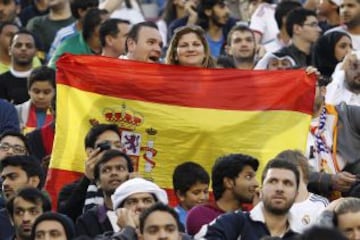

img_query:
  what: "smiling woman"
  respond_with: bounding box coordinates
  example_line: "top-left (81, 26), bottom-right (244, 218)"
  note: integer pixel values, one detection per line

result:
top-left (165, 25), bottom-right (215, 68)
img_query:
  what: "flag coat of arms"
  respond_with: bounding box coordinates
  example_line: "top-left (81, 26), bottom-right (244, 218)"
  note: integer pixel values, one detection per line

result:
top-left (46, 54), bottom-right (315, 207)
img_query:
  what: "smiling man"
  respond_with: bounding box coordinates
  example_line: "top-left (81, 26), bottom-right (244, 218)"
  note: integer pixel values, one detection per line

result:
top-left (196, 158), bottom-right (300, 240)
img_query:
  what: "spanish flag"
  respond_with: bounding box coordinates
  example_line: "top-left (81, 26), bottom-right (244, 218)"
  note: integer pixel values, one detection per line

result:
top-left (46, 54), bottom-right (315, 207)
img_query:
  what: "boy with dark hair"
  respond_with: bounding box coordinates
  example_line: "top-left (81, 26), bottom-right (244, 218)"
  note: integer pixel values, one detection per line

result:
top-left (186, 153), bottom-right (259, 235)
top-left (5, 187), bottom-right (51, 240)
top-left (0, 131), bottom-right (30, 161)
top-left (16, 66), bottom-right (55, 134)
top-left (172, 161), bottom-right (210, 227)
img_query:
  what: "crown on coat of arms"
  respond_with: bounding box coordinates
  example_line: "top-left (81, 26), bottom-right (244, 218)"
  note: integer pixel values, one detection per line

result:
top-left (103, 103), bottom-right (143, 130)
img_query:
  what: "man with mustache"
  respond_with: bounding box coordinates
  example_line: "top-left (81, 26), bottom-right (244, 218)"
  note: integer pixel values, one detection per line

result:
top-left (196, 158), bottom-right (300, 240)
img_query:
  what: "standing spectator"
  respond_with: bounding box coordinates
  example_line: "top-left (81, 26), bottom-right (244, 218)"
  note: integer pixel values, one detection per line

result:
top-left (225, 24), bottom-right (257, 69)
top-left (15, 66), bottom-right (55, 134)
top-left (48, 8), bottom-right (108, 68)
top-left (26, 0), bottom-right (75, 57)
top-left (0, 22), bottom-right (19, 73)
top-left (275, 8), bottom-right (321, 67)
top-left (329, 0), bottom-right (360, 50)
top-left (0, 0), bottom-right (21, 25)
top-left (264, 1), bottom-right (302, 53)
top-left (316, 0), bottom-right (341, 32)
top-left (0, 29), bottom-right (37, 104)
top-left (19, 0), bottom-right (49, 26)
top-left (249, 0), bottom-right (278, 45)
top-left (172, 161), bottom-right (210, 229)
top-left (100, 18), bottom-right (130, 58)
top-left (121, 21), bottom-right (163, 63)
top-left (165, 25), bottom-right (215, 67)
top-left (47, 0), bottom-right (99, 61)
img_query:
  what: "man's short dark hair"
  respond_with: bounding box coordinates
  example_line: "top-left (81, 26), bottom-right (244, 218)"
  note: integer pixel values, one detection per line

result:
top-left (226, 24), bottom-right (255, 47)
top-left (286, 8), bottom-right (317, 38)
top-left (173, 161), bottom-right (209, 195)
top-left (9, 29), bottom-right (36, 47)
top-left (82, 8), bottom-right (108, 41)
top-left (1, 155), bottom-right (44, 189)
top-left (0, 131), bottom-right (31, 154)
top-left (0, 21), bottom-right (19, 34)
top-left (28, 66), bottom-right (56, 90)
top-left (139, 202), bottom-right (181, 234)
top-left (6, 187), bottom-right (51, 218)
top-left (261, 158), bottom-right (300, 189)
top-left (299, 226), bottom-right (347, 240)
top-left (94, 149), bottom-right (134, 181)
top-left (70, 0), bottom-right (99, 19)
top-left (125, 21), bottom-right (158, 53)
top-left (84, 124), bottom-right (120, 149)
top-left (99, 18), bottom-right (130, 47)
top-left (276, 149), bottom-right (310, 184)
top-left (275, 1), bottom-right (302, 30)
top-left (212, 153), bottom-right (259, 200)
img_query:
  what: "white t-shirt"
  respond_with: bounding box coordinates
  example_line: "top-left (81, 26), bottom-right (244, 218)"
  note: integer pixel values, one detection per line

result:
top-left (290, 193), bottom-right (329, 233)
top-left (249, 3), bottom-right (279, 45)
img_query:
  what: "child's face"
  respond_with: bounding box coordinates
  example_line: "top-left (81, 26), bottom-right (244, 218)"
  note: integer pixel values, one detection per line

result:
top-left (28, 81), bottom-right (55, 110)
top-left (179, 182), bottom-right (209, 210)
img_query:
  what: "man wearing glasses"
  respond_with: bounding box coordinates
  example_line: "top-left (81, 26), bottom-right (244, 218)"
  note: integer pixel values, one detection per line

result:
top-left (275, 8), bottom-right (321, 67)
top-left (0, 131), bottom-right (30, 162)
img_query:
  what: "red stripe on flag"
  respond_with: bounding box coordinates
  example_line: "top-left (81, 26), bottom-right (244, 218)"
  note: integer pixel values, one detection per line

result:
top-left (45, 168), bottom-right (82, 210)
top-left (57, 54), bottom-right (315, 115)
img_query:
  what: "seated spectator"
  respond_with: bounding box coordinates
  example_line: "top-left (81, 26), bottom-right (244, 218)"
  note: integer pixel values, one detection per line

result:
top-left (172, 161), bottom-right (210, 229)
top-left (0, 131), bottom-right (30, 161)
top-left (186, 153), bottom-right (259, 236)
top-left (31, 212), bottom-right (76, 240)
top-left (15, 66), bottom-right (55, 134)
top-left (5, 187), bottom-right (51, 240)
top-left (75, 150), bottom-right (134, 237)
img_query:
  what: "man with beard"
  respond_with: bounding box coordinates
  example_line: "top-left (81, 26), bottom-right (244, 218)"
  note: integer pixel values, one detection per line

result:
top-left (196, 158), bottom-right (300, 240)
top-left (328, 0), bottom-right (360, 50)
top-left (120, 21), bottom-right (163, 63)
top-left (0, 155), bottom-right (44, 240)
top-left (0, 29), bottom-right (36, 104)
top-left (5, 187), bottom-right (51, 240)
top-left (225, 25), bottom-right (257, 69)
top-left (326, 51), bottom-right (360, 106)
top-left (0, 0), bottom-right (21, 25)
top-left (75, 150), bottom-right (134, 237)
top-left (186, 153), bottom-right (259, 236)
